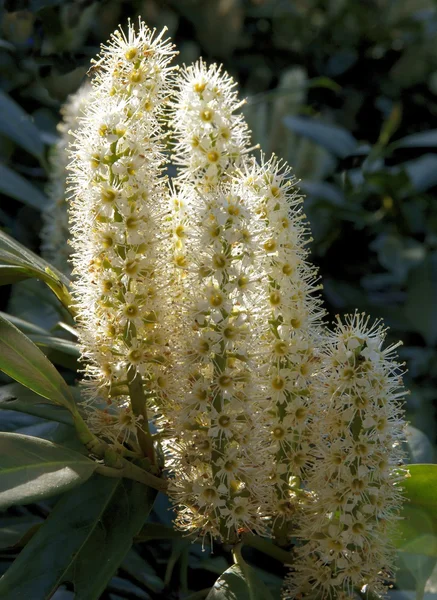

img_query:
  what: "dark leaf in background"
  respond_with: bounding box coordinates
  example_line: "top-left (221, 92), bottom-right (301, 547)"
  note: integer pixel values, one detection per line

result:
top-left (0, 313), bottom-right (75, 409)
top-left (0, 91), bottom-right (45, 161)
top-left (0, 163), bottom-right (48, 210)
top-left (405, 253), bottom-right (437, 347)
top-left (0, 474), bottom-right (156, 600)
top-left (284, 116), bottom-right (358, 159)
top-left (0, 432), bottom-right (96, 509)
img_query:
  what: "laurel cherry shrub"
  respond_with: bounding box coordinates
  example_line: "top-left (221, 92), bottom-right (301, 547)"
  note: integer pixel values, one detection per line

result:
top-left (65, 18), bottom-right (408, 599)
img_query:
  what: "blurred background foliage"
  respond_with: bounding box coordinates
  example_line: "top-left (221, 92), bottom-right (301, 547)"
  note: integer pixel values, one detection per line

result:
top-left (1, 0), bottom-right (437, 598)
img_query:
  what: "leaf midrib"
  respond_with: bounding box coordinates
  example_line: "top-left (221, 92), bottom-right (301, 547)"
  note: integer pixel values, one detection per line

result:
top-left (47, 480), bottom-right (121, 597)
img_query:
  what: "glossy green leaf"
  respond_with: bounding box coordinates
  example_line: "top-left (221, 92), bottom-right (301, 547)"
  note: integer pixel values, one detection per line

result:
top-left (0, 265), bottom-right (32, 286)
top-left (0, 314), bottom-right (75, 410)
top-left (0, 475), bottom-right (157, 600)
top-left (206, 563), bottom-right (274, 600)
top-left (16, 420), bottom-right (85, 454)
top-left (28, 335), bottom-right (80, 358)
top-left (0, 432), bottom-right (96, 509)
top-left (0, 91), bottom-right (45, 160)
top-left (0, 229), bottom-right (67, 282)
top-left (283, 115), bottom-right (358, 158)
top-left (0, 311), bottom-right (49, 336)
top-left (0, 383), bottom-right (73, 425)
top-left (0, 163), bottom-right (48, 209)
top-left (397, 464), bottom-right (437, 558)
top-left (0, 230), bottom-right (71, 307)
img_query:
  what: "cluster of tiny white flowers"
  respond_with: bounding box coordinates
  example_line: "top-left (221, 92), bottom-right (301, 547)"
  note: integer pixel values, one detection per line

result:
top-left (65, 18), bottom-right (408, 582)
top-left (68, 20), bottom-right (177, 449)
top-left (160, 61), bottom-right (272, 540)
top-left (285, 313), bottom-right (407, 599)
top-left (169, 60), bottom-right (252, 189)
top-left (236, 157), bottom-right (325, 541)
top-left (41, 83), bottom-right (92, 275)
top-left (162, 180), bottom-right (273, 540)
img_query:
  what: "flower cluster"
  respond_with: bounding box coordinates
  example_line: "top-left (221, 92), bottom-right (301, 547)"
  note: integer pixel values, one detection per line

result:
top-left (65, 18), bottom-right (407, 595)
top-left (160, 61), bottom-right (271, 539)
top-left (41, 83), bottom-right (92, 275)
top-left (162, 181), bottom-right (272, 540)
top-left (285, 313), bottom-right (407, 599)
top-left (169, 60), bottom-right (252, 188)
top-left (237, 157), bottom-right (325, 543)
top-left (68, 20), bottom-right (177, 453)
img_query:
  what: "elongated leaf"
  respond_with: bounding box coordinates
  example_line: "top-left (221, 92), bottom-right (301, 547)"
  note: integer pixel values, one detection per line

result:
top-left (122, 549), bottom-right (164, 594)
top-left (28, 335), bottom-right (80, 358)
top-left (0, 229), bottom-right (69, 286)
top-left (16, 420), bottom-right (84, 453)
top-left (0, 313), bottom-right (78, 371)
top-left (206, 563), bottom-right (274, 600)
top-left (0, 432), bottom-right (96, 509)
top-left (397, 464), bottom-right (437, 558)
top-left (405, 253), bottom-right (437, 346)
top-left (0, 475), bottom-right (156, 600)
top-left (284, 115), bottom-right (358, 158)
top-left (300, 180), bottom-right (346, 206)
top-left (0, 311), bottom-right (49, 336)
top-left (0, 265), bottom-right (31, 285)
top-left (0, 163), bottom-right (48, 209)
top-left (0, 314), bottom-right (75, 410)
top-left (0, 230), bottom-right (71, 308)
top-left (0, 515), bottom-right (42, 550)
top-left (403, 155), bottom-right (437, 194)
top-left (393, 129), bottom-right (437, 150)
top-left (0, 91), bottom-right (45, 160)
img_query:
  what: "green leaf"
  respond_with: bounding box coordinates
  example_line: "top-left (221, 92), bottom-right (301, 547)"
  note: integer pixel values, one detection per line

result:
top-left (0, 475), bottom-right (157, 600)
top-left (0, 515), bottom-right (42, 550)
top-left (397, 464), bottom-right (437, 558)
top-left (405, 253), bottom-right (437, 346)
top-left (0, 229), bottom-right (69, 284)
top-left (0, 265), bottom-right (32, 286)
top-left (28, 335), bottom-right (80, 358)
top-left (206, 564), bottom-right (274, 600)
top-left (121, 549), bottom-right (164, 594)
top-left (0, 229), bottom-right (71, 308)
top-left (393, 129), bottom-right (437, 150)
top-left (403, 155), bottom-right (437, 194)
top-left (135, 521), bottom-right (186, 541)
top-left (308, 76), bottom-right (341, 92)
top-left (0, 313), bottom-right (75, 410)
top-left (300, 180), bottom-right (346, 206)
top-left (0, 91), bottom-right (45, 160)
top-left (283, 115), bottom-right (358, 159)
top-left (0, 311), bottom-right (50, 336)
top-left (0, 383), bottom-right (74, 425)
top-left (0, 432), bottom-right (97, 509)
top-left (0, 164), bottom-right (48, 210)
